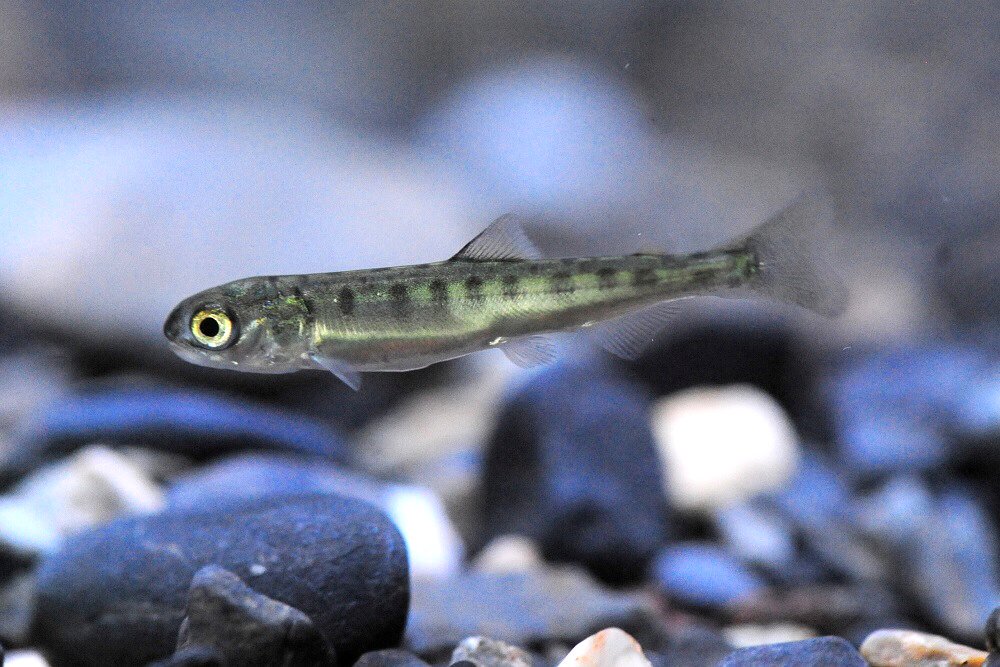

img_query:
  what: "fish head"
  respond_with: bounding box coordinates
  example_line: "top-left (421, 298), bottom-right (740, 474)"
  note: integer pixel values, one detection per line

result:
top-left (164, 277), bottom-right (311, 373)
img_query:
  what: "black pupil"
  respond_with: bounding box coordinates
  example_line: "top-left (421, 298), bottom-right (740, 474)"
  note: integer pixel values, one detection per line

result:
top-left (199, 316), bottom-right (221, 338)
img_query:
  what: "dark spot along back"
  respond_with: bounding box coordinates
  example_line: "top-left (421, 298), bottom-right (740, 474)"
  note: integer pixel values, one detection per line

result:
top-left (465, 275), bottom-right (484, 302)
top-left (337, 286), bottom-right (356, 316)
top-left (501, 274), bottom-right (520, 298)
top-left (631, 267), bottom-right (657, 287)
top-left (429, 279), bottom-right (449, 309)
top-left (389, 283), bottom-right (411, 319)
top-left (596, 267), bottom-right (618, 290)
top-left (551, 271), bottom-right (574, 295)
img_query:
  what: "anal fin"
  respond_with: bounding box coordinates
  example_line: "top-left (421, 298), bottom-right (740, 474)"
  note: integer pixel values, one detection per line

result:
top-left (593, 301), bottom-right (685, 360)
top-left (310, 354), bottom-right (362, 391)
top-left (501, 335), bottom-right (558, 368)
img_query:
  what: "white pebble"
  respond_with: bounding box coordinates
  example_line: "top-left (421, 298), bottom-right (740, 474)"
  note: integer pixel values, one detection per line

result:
top-left (557, 628), bottom-right (651, 667)
top-left (651, 385), bottom-right (799, 511)
top-left (382, 484), bottom-right (464, 579)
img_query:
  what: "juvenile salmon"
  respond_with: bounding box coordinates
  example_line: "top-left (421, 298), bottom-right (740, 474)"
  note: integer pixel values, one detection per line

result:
top-left (164, 199), bottom-right (846, 389)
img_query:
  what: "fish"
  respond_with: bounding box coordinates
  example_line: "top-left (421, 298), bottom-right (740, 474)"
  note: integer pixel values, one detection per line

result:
top-left (164, 197), bottom-right (847, 389)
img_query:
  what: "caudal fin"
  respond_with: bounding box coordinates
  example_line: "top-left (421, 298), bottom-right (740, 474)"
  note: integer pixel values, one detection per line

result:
top-left (737, 195), bottom-right (848, 317)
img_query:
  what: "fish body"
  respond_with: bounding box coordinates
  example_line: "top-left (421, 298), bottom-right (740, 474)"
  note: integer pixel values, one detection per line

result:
top-left (165, 200), bottom-right (845, 388)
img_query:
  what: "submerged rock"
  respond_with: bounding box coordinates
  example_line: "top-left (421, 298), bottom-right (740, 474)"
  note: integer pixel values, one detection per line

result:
top-left (859, 628), bottom-right (987, 667)
top-left (169, 453), bottom-right (463, 579)
top-left (652, 543), bottom-right (767, 610)
top-left (354, 649), bottom-right (431, 667)
top-left (0, 445), bottom-right (163, 559)
top-left (173, 565), bottom-right (335, 666)
top-left (472, 535), bottom-right (544, 574)
top-left (33, 494), bottom-right (408, 666)
top-left (481, 363), bottom-right (670, 585)
top-left (717, 636), bottom-right (866, 666)
top-left (404, 567), bottom-right (659, 661)
top-left (3, 385), bottom-right (348, 482)
top-left (651, 384), bottom-right (799, 512)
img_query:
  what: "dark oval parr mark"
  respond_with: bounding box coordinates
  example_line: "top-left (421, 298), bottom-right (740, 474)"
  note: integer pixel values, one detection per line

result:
top-left (465, 275), bottom-right (484, 302)
top-left (337, 286), bottom-right (356, 316)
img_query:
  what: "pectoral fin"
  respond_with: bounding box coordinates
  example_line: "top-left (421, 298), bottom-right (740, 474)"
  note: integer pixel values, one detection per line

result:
top-left (310, 354), bottom-right (362, 391)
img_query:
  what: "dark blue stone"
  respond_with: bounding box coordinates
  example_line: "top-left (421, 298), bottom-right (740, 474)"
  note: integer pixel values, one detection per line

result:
top-left (165, 453), bottom-right (382, 511)
top-left (653, 543), bottom-right (767, 609)
top-left (33, 494), bottom-right (408, 666)
top-left (718, 636), bottom-right (866, 666)
top-left (3, 385), bottom-right (348, 482)
top-left (404, 569), bottom-right (657, 659)
top-left (826, 343), bottom-right (993, 477)
top-left (763, 453), bottom-right (885, 583)
top-left (481, 362), bottom-right (670, 585)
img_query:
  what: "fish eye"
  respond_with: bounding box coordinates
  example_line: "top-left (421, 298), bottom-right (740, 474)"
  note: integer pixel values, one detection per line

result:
top-left (190, 308), bottom-right (236, 349)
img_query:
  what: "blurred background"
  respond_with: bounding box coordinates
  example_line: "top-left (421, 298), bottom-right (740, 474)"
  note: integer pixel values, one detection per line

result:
top-left (0, 0), bottom-right (998, 663)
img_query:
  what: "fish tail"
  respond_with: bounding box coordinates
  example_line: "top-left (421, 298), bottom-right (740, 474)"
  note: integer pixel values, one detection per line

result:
top-left (738, 195), bottom-right (848, 317)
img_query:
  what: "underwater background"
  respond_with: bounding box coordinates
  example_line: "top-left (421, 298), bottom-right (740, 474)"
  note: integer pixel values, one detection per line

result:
top-left (0, 2), bottom-right (997, 665)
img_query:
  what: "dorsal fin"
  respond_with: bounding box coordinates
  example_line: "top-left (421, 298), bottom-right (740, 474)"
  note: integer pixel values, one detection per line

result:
top-left (450, 214), bottom-right (542, 262)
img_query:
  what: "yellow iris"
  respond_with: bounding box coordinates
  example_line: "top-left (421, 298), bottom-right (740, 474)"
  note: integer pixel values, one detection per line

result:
top-left (190, 308), bottom-right (234, 349)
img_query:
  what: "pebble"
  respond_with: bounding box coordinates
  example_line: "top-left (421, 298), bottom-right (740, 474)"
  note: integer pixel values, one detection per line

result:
top-left (381, 484), bottom-right (464, 578)
top-left (717, 636), bottom-right (866, 666)
top-left (825, 343), bottom-right (993, 477)
top-left (652, 543), bottom-right (767, 609)
top-left (722, 623), bottom-right (817, 648)
top-left (766, 453), bottom-right (887, 583)
top-left (6, 650), bottom-right (47, 667)
top-left (34, 493), bottom-right (408, 666)
top-left (472, 535), bottom-right (544, 574)
top-left (355, 649), bottom-right (432, 667)
top-left (173, 565), bottom-right (335, 667)
top-left (404, 566), bottom-right (659, 661)
top-left (557, 628), bottom-right (650, 667)
top-left (650, 384), bottom-right (799, 511)
top-left (860, 628), bottom-right (988, 667)
top-left (451, 636), bottom-right (534, 667)
top-left (0, 444), bottom-right (162, 558)
top-left (481, 362), bottom-right (670, 584)
top-left (712, 502), bottom-right (797, 573)
top-left (4, 385), bottom-right (348, 482)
